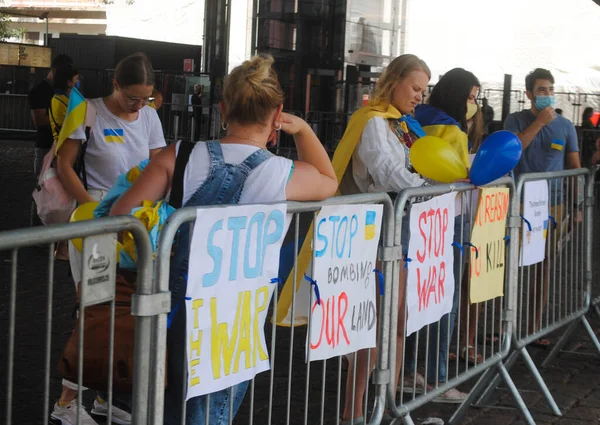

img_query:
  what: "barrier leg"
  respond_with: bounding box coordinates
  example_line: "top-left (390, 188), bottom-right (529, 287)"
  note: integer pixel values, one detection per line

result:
top-left (541, 319), bottom-right (579, 368)
top-left (521, 348), bottom-right (561, 416)
top-left (448, 365), bottom-right (498, 425)
top-left (593, 301), bottom-right (600, 318)
top-left (401, 414), bottom-right (415, 425)
top-left (582, 316), bottom-right (600, 355)
top-left (474, 349), bottom-right (520, 407)
top-left (497, 362), bottom-right (536, 425)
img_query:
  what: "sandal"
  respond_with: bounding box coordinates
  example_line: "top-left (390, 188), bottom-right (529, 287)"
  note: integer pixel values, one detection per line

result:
top-left (460, 345), bottom-right (483, 365)
top-left (485, 333), bottom-right (500, 344)
top-left (531, 338), bottom-right (552, 348)
top-left (433, 387), bottom-right (468, 404)
top-left (340, 417), bottom-right (364, 425)
top-left (399, 372), bottom-right (426, 394)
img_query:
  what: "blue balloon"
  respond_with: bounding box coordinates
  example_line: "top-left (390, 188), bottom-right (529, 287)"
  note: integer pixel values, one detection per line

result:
top-left (470, 130), bottom-right (522, 186)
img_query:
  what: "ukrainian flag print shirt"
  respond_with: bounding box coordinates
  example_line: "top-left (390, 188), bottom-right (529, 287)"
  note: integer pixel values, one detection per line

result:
top-left (67, 97), bottom-right (166, 191)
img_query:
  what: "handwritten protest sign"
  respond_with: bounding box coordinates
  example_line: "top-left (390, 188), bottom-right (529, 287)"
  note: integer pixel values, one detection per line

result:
top-left (406, 193), bottom-right (456, 336)
top-left (185, 204), bottom-right (289, 399)
top-left (469, 187), bottom-right (509, 303)
top-left (307, 205), bottom-right (383, 361)
top-left (520, 181), bottom-right (549, 266)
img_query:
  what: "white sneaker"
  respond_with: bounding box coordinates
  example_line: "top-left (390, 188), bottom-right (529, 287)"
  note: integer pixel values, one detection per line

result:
top-left (50, 400), bottom-right (99, 425)
top-left (91, 399), bottom-right (131, 425)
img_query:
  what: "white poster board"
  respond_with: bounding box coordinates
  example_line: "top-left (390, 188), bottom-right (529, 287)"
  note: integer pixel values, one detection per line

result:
top-left (406, 193), bottom-right (456, 336)
top-left (307, 204), bottom-right (383, 361)
top-left (520, 180), bottom-right (549, 266)
top-left (185, 204), bottom-right (289, 399)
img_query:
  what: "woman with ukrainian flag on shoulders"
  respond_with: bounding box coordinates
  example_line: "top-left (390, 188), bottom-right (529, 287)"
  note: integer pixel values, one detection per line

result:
top-left (329, 54), bottom-right (437, 425)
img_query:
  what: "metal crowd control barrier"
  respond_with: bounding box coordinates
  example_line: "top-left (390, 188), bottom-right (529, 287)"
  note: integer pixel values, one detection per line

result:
top-left (150, 193), bottom-right (394, 425)
top-left (305, 111), bottom-right (353, 155)
top-left (0, 217), bottom-right (153, 425)
top-left (0, 94), bottom-right (36, 133)
top-left (159, 104), bottom-right (222, 143)
top-left (451, 168), bottom-right (600, 425)
top-left (381, 178), bottom-right (530, 425)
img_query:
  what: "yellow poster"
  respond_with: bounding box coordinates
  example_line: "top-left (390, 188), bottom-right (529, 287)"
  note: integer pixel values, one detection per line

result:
top-left (469, 187), bottom-right (510, 303)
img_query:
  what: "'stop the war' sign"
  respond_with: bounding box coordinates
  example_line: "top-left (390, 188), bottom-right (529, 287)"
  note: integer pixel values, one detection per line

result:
top-left (185, 204), bottom-right (289, 400)
top-left (307, 204), bottom-right (383, 361)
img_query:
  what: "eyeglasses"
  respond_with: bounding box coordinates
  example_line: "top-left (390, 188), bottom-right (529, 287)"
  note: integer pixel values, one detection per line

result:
top-left (122, 93), bottom-right (155, 105)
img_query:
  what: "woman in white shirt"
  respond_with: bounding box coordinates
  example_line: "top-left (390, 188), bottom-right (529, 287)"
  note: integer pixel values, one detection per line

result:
top-left (56, 52), bottom-right (166, 205)
top-left (51, 53), bottom-right (166, 425)
top-left (338, 55), bottom-right (469, 424)
top-left (110, 54), bottom-right (338, 425)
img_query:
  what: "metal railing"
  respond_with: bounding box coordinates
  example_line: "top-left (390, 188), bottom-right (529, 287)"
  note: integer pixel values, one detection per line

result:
top-left (0, 216), bottom-right (153, 425)
top-left (450, 168), bottom-right (600, 425)
top-left (150, 193), bottom-right (395, 425)
top-left (0, 94), bottom-right (36, 133)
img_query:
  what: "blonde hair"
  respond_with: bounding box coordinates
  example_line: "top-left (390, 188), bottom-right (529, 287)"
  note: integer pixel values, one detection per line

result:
top-left (222, 54), bottom-right (285, 125)
top-left (370, 54), bottom-right (431, 106)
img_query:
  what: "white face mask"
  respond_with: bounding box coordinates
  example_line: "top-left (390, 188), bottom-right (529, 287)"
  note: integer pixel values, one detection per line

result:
top-left (466, 102), bottom-right (478, 120)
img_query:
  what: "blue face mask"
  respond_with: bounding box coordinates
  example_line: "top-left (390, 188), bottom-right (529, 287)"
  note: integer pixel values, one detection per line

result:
top-left (74, 80), bottom-right (81, 90)
top-left (535, 95), bottom-right (555, 110)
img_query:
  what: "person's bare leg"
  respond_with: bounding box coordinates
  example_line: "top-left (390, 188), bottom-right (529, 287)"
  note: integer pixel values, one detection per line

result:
top-left (342, 260), bottom-right (385, 422)
top-left (57, 386), bottom-right (77, 405)
top-left (342, 348), bottom-right (377, 421)
top-left (393, 266), bottom-right (407, 394)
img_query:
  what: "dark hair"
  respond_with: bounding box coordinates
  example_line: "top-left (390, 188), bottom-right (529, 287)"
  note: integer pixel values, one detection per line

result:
top-left (582, 107), bottom-right (594, 122)
top-left (53, 64), bottom-right (79, 92)
top-left (525, 68), bottom-right (554, 92)
top-left (427, 68), bottom-right (480, 131)
top-left (555, 108), bottom-right (563, 115)
top-left (51, 54), bottom-right (73, 70)
top-left (114, 53), bottom-right (155, 88)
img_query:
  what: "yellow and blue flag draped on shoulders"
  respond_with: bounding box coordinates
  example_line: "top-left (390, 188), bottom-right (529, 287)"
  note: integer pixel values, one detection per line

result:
top-left (94, 159), bottom-right (176, 270)
top-left (414, 104), bottom-right (470, 169)
top-left (55, 87), bottom-right (86, 155)
top-left (275, 102), bottom-right (421, 325)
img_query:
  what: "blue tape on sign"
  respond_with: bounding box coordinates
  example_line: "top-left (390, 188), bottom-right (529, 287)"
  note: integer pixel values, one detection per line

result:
top-left (520, 215), bottom-right (532, 232)
top-left (304, 274), bottom-right (321, 305)
top-left (373, 269), bottom-right (385, 296)
top-left (548, 215), bottom-right (557, 229)
top-left (452, 241), bottom-right (465, 256)
top-left (270, 277), bottom-right (282, 286)
top-left (504, 235), bottom-right (510, 245)
top-left (185, 297), bottom-right (191, 300)
top-left (465, 242), bottom-right (479, 259)
top-left (402, 250), bottom-right (412, 269)
top-left (166, 302), bottom-right (180, 329)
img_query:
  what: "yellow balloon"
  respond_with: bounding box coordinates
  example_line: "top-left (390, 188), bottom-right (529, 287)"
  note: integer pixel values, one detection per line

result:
top-left (410, 136), bottom-right (468, 183)
top-left (69, 202), bottom-right (123, 262)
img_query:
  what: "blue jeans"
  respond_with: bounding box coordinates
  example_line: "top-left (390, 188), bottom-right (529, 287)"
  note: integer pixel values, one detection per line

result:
top-left (163, 300), bottom-right (249, 425)
top-left (404, 215), bottom-right (469, 384)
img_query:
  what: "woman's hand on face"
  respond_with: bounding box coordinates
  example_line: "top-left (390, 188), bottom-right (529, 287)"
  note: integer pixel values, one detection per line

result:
top-left (274, 112), bottom-right (309, 136)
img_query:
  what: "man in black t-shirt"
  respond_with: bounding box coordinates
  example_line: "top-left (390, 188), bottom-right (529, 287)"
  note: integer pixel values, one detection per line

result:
top-left (28, 54), bottom-right (73, 225)
top-left (28, 54), bottom-right (73, 175)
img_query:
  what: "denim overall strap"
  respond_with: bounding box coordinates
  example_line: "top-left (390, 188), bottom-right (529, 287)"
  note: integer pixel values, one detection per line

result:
top-left (184, 141), bottom-right (273, 207)
top-left (164, 141), bottom-right (275, 425)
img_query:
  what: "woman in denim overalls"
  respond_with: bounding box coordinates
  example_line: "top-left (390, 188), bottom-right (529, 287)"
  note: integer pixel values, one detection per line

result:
top-left (111, 54), bottom-right (338, 424)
